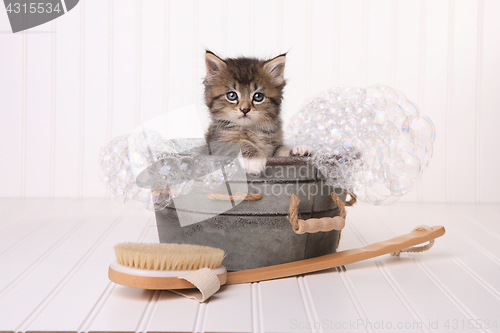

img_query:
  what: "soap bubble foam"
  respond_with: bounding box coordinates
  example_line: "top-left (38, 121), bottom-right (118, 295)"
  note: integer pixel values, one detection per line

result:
top-left (97, 131), bottom-right (179, 210)
top-left (285, 84), bottom-right (435, 205)
top-left (98, 130), bottom-right (244, 211)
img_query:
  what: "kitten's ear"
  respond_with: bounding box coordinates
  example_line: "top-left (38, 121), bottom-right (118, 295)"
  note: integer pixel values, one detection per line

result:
top-left (264, 54), bottom-right (286, 83)
top-left (205, 51), bottom-right (226, 76)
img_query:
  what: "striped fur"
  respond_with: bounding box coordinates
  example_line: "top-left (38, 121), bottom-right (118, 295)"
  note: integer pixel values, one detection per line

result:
top-left (203, 51), bottom-right (291, 170)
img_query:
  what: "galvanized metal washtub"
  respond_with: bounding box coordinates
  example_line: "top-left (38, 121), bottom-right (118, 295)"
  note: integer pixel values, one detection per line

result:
top-left (154, 155), bottom-right (345, 271)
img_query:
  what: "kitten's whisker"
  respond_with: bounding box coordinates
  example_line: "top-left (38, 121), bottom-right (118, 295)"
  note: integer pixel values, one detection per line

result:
top-left (254, 115), bottom-right (275, 132)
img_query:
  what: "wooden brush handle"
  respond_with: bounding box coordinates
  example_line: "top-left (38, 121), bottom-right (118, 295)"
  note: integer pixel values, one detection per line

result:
top-left (226, 225), bottom-right (445, 285)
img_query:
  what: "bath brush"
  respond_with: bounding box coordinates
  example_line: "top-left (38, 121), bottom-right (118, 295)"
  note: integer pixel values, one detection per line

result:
top-left (109, 226), bottom-right (445, 289)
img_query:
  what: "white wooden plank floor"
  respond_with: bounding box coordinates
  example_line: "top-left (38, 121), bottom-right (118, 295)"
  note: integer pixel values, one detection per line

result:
top-left (0, 199), bottom-right (499, 333)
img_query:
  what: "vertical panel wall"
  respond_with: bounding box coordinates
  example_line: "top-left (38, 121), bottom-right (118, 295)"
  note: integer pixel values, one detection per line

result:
top-left (0, 0), bottom-right (499, 203)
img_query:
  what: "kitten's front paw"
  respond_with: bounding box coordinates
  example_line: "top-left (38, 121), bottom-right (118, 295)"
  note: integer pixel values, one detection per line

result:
top-left (292, 145), bottom-right (314, 156)
top-left (239, 156), bottom-right (267, 175)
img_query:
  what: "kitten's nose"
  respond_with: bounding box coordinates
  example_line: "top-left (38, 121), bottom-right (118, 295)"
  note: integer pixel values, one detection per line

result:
top-left (240, 106), bottom-right (251, 115)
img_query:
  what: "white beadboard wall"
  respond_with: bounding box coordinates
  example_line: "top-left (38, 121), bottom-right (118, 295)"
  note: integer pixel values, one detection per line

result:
top-left (0, 0), bottom-right (499, 203)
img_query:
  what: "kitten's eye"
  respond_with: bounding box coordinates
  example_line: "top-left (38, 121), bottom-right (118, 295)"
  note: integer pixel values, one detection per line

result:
top-left (253, 92), bottom-right (265, 103)
top-left (226, 91), bottom-right (238, 102)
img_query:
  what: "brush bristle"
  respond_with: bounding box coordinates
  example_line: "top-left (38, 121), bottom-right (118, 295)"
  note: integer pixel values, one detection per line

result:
top-left (113, 243), bottom-right (225, 271)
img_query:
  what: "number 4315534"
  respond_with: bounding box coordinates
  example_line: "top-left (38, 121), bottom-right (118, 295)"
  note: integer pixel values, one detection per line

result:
top-left (444, 319), bottom-right (498, 330)
top-left (6, 2), bottom-right (62, 14)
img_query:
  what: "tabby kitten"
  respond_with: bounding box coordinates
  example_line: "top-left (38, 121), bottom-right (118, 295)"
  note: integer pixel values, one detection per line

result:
top-left (203, 51), bottom-right (311, 174)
